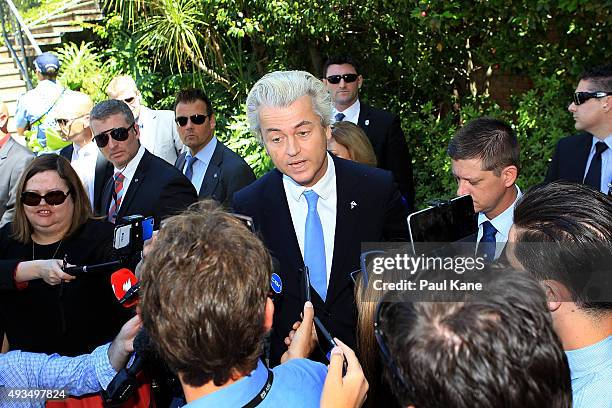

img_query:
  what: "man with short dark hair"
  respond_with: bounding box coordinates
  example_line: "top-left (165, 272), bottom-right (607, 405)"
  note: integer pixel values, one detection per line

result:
top-left (379, 269), bottom-right (571, 408)
top-left (322, 55), bottom-right (415, 210)
top-left (173, 88), bottom-right (255, 206)
top-left (140, 201), bottom-right (327, 407)
top-left (90, 99), bottom-right (196, 226)
top-left (546, 65), bottom-right (612, 194)
top-left (447, 117), bottom-right (521, 260)
top-left (107, 75), bottom-right (183, 164)
top-left (509, 181), bottom-right (612, 408)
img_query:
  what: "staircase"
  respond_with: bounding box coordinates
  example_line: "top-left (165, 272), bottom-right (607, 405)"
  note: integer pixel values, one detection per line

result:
top-left (0, 0), bottom-right (103, 134)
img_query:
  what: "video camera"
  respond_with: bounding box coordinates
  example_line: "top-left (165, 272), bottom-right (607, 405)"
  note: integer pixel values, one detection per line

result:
top-left (113, 215), bottom-right (154, 263)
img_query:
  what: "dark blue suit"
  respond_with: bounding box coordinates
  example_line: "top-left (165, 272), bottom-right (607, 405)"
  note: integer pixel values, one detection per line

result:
top-left (545, 132), bottom-right (592, 184)
top-left (232, 155), bottom-right (408, 365)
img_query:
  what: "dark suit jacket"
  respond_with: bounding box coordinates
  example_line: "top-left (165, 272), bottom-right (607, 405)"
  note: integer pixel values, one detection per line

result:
top-left (358, 103), bottom-right (415, 210)
top-left (545, 132), bottom-right (592, 183)
top-left (175, 140), bottom-right (255, 207)
top-left (99, 150), bottom-right (197, 227)
top-left (60, 144), bottom-right (114, 215)
top-left (232, 155), bottom-right (408, 365)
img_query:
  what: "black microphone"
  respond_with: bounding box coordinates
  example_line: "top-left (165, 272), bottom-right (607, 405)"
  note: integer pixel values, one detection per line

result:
top-left (63, 260), bottom-right (122, 276)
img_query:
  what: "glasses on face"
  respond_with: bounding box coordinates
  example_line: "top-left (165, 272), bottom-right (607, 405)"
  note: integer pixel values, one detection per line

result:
top-left (573, 91), bottom-right (612, 105)
top-left (93, 123), bottom-right (135, 148)
top-left (56, 114), bottom-right (87, 128)
top-left (175, 114), bottom-right (209, 127)
top-left (21, 190), bottom-right (71, 206)
top-left (121, 96), bottom-right (136, 104)
top-left (325, 74), bottom-right (359, 84)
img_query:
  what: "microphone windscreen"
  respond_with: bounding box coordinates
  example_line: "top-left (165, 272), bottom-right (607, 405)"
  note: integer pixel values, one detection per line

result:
top-left (110, 268), bottom-right (138, 301)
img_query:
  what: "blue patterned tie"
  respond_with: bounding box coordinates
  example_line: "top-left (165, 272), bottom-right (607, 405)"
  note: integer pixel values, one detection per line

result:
top-left (184, 155), bottom-right (198, 181)
top-left (478, 221), bottom-right (497, 261)
top-left (304, 190), bottom-right (327, 300)
top-left (335, 112), bottom-right (345, 122)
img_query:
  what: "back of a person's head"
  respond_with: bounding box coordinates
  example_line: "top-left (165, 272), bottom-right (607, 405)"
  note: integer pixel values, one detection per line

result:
top-left (512, 181), bottom-right (612, 312)
top-left (140, 200), bottom-right (272, 387)
top-left (447, 117), bottom-right (520, 175)
top-left (380, 269), bottom-right (571, 408)
top-left (106, 75), bottom-right (138, 98)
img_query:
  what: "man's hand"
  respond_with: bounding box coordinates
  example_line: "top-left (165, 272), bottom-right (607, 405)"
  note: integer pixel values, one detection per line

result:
top-left (320, 338), bottom-right (369, 408)
top-left (16, 260), bottom-right (76, 285)
top-left (107, 315), bottom-right (142, 371)
top-left (280, 301), bottom-right (317, 363)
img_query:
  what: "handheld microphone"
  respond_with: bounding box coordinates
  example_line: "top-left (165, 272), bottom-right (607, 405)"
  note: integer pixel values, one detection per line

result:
top-left (63, 260), bottom-right (122, 276)
top-left (110, 268), bottom-right (139, 308)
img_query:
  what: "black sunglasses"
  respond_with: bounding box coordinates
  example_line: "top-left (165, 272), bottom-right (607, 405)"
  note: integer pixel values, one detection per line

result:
top-left (574, 91), bottom-right (612, 105)
top-left (121, 96), bottom-right (135, 104)
top-left (56, 114), bottom-right (87, 127)
top-left (175, 114), bottom-right (209, 127)
top-left (93, 123), bottom-right (135, 148)
top-left (21, 190), bottom-right (71, 206)
top-left (325, 74), bottom-right (359, 84)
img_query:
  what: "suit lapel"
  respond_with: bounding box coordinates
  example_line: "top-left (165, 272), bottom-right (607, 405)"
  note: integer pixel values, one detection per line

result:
top-left (175, 152), bottom-right (186, 171)
top-left (575, 133), bottom-right (594, 180)
top-left (357, 103), bottom-right (373, 138)
top-left (93, 151), bottom-right (111, 211)
top-left (199, 143), bottom-right (223, 198)
top-left (326, 157), bottom-right (360, 303)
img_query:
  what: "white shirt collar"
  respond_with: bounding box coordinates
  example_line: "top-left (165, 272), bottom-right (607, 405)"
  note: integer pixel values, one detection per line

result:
top-left (478, 185), bottom-right (522, 240)
top-left (283, 152), bottom-right (336, 202)
top-left (188, 136), bottom-right (217, 166)
top-left (115, 145), bottom-right (146, 180)
top-left (333, 99), bottom-right (360, 124)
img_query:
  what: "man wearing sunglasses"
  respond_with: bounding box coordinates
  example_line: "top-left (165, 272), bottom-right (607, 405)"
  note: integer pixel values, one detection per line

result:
top-left (173, 88), bottom-right (255, 207)
top-left (106, 75), bottom-right (183, 165)
top-left (55, 91), bottom-right (113, 212)
top-left (90, 99), bottom-right (197, 227)
top-left (322, 55), bottom-right (415, 211)
top-left (0, 102), bottom-right (34, 227)
top-left (546, 65), bottom-right (612, 194)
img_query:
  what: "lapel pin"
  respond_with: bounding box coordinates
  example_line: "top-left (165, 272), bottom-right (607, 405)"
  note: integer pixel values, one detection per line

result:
top-left (350, 201), bottom-right (357, 209)
top-left (365, 120), bottom-right (370, 126)
top-left (214, 173), bottom-right (218, 178)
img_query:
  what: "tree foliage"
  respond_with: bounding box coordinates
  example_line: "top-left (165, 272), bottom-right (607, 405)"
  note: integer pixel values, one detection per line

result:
top-left (88, 0), bottom-right (611, 199)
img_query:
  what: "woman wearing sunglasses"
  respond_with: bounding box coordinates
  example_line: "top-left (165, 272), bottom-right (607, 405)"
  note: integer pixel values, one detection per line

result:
top-left (0, 154), bottom-right (130, 356)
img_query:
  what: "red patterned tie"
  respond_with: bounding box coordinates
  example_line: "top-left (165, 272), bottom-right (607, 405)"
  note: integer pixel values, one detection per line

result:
top-left (108, 172), bottom-right (125, 223)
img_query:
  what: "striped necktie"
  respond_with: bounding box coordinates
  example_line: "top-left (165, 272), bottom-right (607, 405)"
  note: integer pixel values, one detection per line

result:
top-left (108, 172), bottom-right (126, 223)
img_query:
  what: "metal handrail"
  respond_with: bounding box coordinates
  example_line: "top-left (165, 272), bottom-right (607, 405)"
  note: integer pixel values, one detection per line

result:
top-left (26, 0), bottom-right (82, 28)
top-left (0, 0), bottom-right (43, 90)
top-left (2, 0), bottom-right (41, 54)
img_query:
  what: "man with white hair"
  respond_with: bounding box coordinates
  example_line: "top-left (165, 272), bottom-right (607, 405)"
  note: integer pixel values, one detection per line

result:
top-left (232, 70), bottom-right (408, 365)
top-left (107, 75), bottom-right (183, 164)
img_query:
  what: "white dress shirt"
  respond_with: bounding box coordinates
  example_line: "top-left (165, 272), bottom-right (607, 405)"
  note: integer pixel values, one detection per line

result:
top-left (182, 137), bottom-right (217, 194)
top-left (582, 135), bottom-right (612, 194)
top-left (332, 99), bottom-right (361, 125)
top-left (283, 153), bottom-right (337, 285)
top-left (109, 145), bottom-right (146, 213)
top-left (477, 185), bottom-right (522, 259)
top-left (70, 142), bottom-right (98, 208)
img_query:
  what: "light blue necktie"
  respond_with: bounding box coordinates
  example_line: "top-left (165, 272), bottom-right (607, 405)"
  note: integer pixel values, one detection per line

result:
top-left (184, 155), bottom-right (198, 181)
top-left (478, 221), bottom-right (497, 261)
top-left (304, 190), bottom-right (327, 300)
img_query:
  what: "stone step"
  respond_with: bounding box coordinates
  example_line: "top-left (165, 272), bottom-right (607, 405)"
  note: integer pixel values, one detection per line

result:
top-left (0, 79), bottom-right (27, 94)
top-left (47, 10), bottom-right (103, 24)
top-left (63, 0), bottom-right (100, 14)
top-left (29, 21), bottom-right (83, 35)
top-left (0, 67), bottom-right (22, 81)
top-left (32, 32), bottom-right (62, 45)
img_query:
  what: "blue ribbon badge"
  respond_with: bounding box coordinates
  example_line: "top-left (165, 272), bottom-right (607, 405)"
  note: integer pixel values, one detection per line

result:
top-left (270, 273), bottom-right (282, 294)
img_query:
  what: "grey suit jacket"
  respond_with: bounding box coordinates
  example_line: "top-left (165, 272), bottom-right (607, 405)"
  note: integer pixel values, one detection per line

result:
top-left (0, 137), bottom-right (34, 226)
top-left (138, 106), bottom-right (184, 164)
top-left (175, 141), bottom-right (255, 207)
